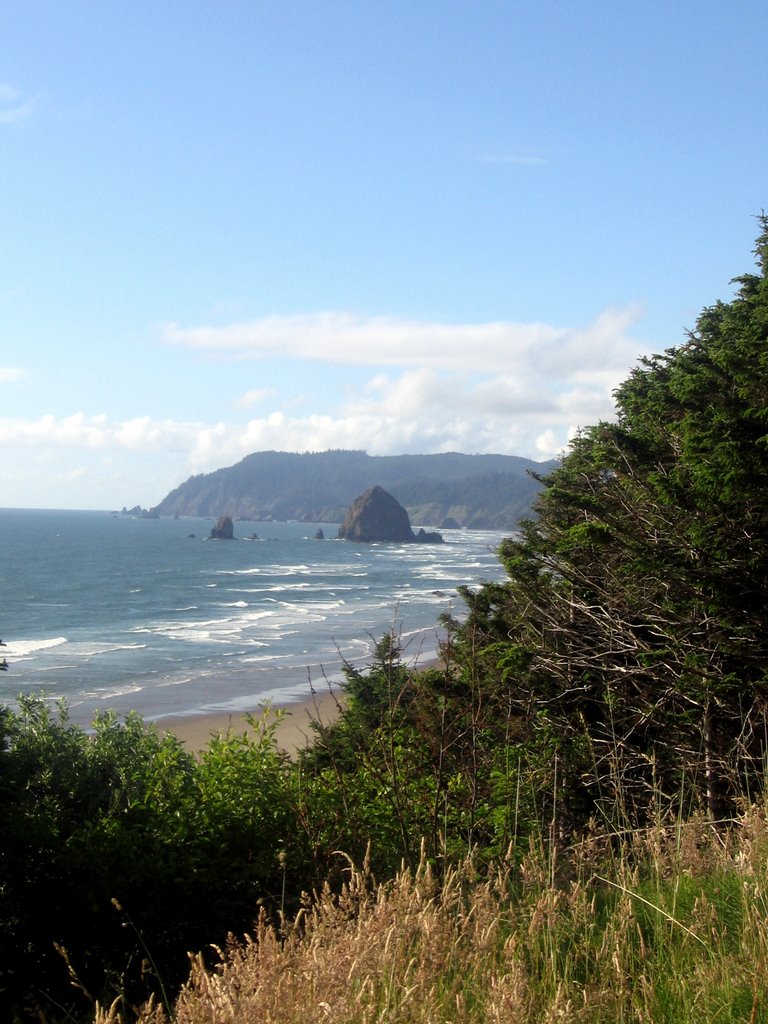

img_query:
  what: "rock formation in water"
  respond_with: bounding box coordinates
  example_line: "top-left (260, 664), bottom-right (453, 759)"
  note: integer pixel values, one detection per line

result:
top-left (122, 505), bottom-right (159, 519)
top-left (338, 486), bottom-right (443, 543)
top-left (210, 515), bottom-right (235, 540)
top-left (414, 527), bottom-right (445, 543)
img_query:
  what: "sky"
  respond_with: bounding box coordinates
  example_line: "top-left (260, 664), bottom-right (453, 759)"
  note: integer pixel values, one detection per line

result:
top-left (1, 1), bottom-right (766, 510)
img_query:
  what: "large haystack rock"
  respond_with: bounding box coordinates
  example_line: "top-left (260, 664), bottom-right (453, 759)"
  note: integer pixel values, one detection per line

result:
top-left (338, 486), bottom-right (443, 543)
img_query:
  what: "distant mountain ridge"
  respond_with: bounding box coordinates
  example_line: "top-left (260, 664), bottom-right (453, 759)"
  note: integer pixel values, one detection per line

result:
top-left (153, 450), bottom-right (557, 530)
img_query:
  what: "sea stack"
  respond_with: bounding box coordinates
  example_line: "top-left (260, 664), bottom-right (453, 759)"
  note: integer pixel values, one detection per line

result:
top-left (338, 486), bottom-right (443, 543)
top-left (210, 515), bottom-right (235, 540)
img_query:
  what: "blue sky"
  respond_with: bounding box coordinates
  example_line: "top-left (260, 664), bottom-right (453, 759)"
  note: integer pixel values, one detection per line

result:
top-left (1, 1), bottom-right (765, 510)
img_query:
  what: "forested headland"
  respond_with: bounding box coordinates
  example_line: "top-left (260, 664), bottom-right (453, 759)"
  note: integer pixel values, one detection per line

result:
top-left (151, 450), bottom-right (552, 529)
top-left (3, 219), bottom-right (768, 1022)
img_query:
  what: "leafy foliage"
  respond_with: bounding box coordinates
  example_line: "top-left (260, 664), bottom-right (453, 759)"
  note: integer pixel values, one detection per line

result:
top-left (0, 698), bottom-right (301, 1022)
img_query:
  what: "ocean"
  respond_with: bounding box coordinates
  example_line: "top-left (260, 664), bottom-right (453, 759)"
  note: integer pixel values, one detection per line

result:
top-left (0, 508), bottom-right (510, 727)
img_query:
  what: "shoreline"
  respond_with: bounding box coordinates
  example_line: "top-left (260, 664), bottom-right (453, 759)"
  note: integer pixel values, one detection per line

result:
top-left (157, 684), bottom-right (346, 756)
top-left (156, 654), bottom-right (444, 756)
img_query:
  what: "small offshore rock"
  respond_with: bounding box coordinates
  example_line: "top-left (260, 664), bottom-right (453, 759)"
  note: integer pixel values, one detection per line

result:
top-left (210, 515), bottom-right (235, 540)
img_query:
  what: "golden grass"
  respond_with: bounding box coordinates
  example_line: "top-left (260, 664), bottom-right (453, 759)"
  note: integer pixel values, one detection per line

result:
top-left (96, 808), bottom-right (768, 1024)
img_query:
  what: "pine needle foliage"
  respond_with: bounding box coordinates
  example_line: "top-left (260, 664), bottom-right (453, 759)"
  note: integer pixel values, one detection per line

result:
top-left (451, 214), bottom-right (768, 829)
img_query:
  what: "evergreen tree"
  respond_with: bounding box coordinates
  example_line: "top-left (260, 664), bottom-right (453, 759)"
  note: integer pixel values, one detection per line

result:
top-left (456, 216), bottom-right (768, 828)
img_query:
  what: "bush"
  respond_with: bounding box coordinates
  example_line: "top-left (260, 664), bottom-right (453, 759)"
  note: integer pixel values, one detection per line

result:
top-left (0, 698), bottom-right (300, 1022)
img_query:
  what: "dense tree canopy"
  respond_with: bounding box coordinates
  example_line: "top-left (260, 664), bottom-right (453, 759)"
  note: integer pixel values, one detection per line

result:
top-left (455, 215), bottom-right (768, 828)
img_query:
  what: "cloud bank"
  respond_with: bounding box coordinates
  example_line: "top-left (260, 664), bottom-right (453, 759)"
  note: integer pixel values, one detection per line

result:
top-left (162, 307), bottom-right (647, 463)
top-left (164, 306), bottom-right (643, 378)
top-left (3, 307), bottom-right (653, 506)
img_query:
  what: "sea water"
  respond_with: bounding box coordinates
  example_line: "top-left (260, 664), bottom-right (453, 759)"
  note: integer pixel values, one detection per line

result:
top-left (0, 508), bottom-right (510, 727)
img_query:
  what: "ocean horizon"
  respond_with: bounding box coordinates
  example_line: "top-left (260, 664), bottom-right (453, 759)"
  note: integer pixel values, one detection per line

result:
top-left (0, 508), bottom-right (510, 728)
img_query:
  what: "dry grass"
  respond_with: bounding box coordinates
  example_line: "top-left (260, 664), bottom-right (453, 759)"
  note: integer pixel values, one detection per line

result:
top-left (96, 808), bottom-right (768, 1024)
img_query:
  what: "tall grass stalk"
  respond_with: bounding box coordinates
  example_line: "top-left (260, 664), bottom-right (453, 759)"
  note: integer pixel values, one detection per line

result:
top-left (103, 802), bottom-right (768, 1024)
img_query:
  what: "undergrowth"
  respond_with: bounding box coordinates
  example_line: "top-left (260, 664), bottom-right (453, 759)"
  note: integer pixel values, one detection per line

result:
top-left (97, 805), bottom-right (768, 1024)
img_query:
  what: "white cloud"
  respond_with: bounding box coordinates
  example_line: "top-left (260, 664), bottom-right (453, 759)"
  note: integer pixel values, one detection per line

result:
top-left (0, 367), bottom-right (25, 383)
top-left (535, 429), bottom-right (563, 457)
top-left (0, 402), bottom-right (573, 471)
top-left (162, 312), bottom-right (562, 370)
top-left (163, 307), bottom-right (644, 378)
top-left (0, 414), bottom-right (206, 452)
top-left (0, 84), bottom-right (36, 123)
top-left (236, 387), bottom-right (272, 408)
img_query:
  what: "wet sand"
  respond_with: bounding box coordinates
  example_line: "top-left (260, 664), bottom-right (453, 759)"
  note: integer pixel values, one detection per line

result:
top-left (157, 685), bottom-right (345, 756)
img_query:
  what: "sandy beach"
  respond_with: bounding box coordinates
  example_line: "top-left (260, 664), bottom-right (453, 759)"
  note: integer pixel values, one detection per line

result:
top-left (157, 685), bottom-right (346, 756)
top-left (151, 653), bottom-right (445, 756)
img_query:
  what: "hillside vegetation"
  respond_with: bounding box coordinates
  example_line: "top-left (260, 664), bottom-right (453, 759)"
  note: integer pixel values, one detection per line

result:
top-left (3, 218), bottom-right (768, 1023)
top-left (152, 450), bottom-right (552, 529)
